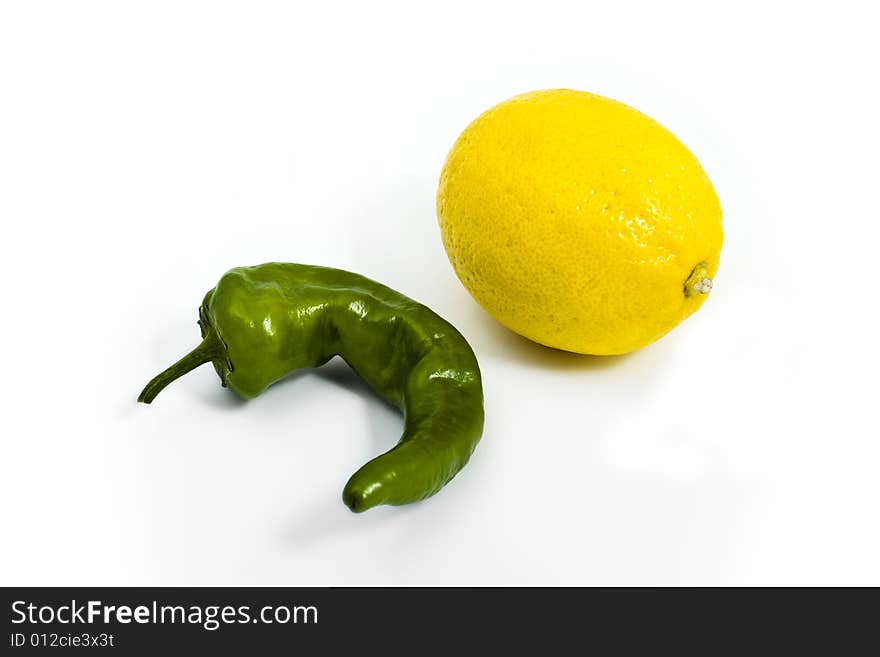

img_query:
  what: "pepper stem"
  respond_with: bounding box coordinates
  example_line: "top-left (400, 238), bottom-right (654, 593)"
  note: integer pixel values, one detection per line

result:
top-left (137, 331), bottom-right (225, 404)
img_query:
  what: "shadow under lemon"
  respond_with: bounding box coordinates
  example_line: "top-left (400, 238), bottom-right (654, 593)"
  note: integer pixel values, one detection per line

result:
top-left (471, 306), bottom-right (634, 372)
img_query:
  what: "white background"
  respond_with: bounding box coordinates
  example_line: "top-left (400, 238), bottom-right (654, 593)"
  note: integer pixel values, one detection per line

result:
top-left (1, 1), bottom-right (878, 586)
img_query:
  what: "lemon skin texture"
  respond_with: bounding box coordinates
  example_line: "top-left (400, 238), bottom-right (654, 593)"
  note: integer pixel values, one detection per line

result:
top-left (436, 89), bottom-right (723, 355)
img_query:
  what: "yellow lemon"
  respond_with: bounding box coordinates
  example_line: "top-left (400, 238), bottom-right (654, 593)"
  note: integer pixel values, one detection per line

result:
top-left (437, 89), bottom-right (723, 355)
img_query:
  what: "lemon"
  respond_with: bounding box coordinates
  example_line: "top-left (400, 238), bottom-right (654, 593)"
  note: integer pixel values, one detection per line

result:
top-left (436, 89), bottom-right (723, 355)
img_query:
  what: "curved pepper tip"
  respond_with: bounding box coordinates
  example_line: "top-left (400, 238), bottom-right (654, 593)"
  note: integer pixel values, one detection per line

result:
top-left (342, 483), bottom-right (384, 514)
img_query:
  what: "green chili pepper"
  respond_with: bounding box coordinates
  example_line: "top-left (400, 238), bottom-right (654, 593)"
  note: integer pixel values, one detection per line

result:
top-left (138, 263), bottom-right (484, 513)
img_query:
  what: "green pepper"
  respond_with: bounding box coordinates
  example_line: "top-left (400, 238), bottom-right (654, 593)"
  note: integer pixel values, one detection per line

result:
top-left (138, 263), bottom-right (484, 513)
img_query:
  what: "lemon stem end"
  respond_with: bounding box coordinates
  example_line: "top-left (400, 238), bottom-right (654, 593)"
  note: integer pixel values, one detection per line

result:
top-left (685, 264), bottom-right (713, 297)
